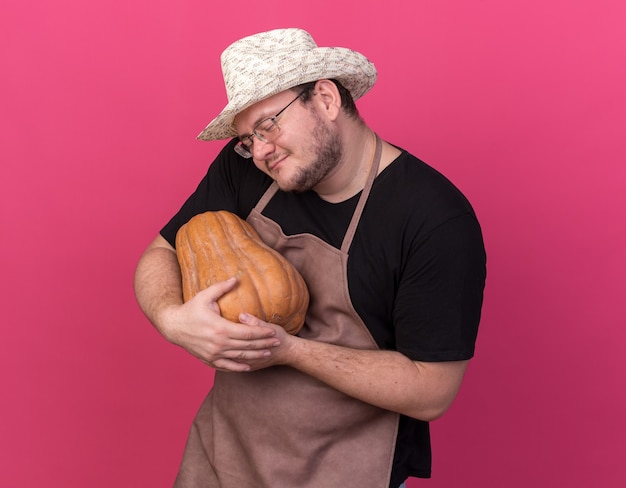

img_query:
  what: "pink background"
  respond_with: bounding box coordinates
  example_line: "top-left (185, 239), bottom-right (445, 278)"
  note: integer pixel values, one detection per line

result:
top-left (2, 1), bottom-right (625, 486)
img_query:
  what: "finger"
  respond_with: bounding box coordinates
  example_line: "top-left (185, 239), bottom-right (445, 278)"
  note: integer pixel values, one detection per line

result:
top-left (239, 313), bottom-right (261, 326)
top-left (223, 336), bottom-right (281, 351)
top-left (221, 348), bottom-right (273, 361)
top-left (210, 358), bottom-right (257, 373)
top-left (196, 277), bottom-right (239, 302)
top-left (226, 326), bottom-right (278, 343)
top-left (238, 314), bottom-right (282, 336)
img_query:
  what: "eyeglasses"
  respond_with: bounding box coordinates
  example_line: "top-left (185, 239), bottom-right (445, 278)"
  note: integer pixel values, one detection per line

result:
top-left (234, 91), bottom-right (305, 159)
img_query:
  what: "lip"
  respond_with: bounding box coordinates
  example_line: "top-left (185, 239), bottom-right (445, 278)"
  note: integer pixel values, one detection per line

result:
top-left (268, 154), bottom-right (288, 172)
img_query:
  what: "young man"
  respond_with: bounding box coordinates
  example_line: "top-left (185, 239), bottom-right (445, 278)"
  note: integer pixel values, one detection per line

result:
top-left (134, 28), bottom-right (486, 488)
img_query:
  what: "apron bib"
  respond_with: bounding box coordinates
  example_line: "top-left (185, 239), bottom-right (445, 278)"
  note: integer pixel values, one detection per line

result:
top-left (174, 135), bottom-right (399, 488)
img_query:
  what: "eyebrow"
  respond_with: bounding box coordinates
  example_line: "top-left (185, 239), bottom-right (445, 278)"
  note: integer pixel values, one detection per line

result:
top-left (239, 91), bottom-right (301, 137)
top-left (252, 113), bottom-right (274, 128)
top-left (240, 115), bottom-right (275, 142)
top-left (236, 113), bottom-right (270, 140)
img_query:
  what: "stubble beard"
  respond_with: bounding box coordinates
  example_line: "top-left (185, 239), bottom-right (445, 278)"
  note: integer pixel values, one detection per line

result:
top-left (286, 117), bottom-right (343, 193)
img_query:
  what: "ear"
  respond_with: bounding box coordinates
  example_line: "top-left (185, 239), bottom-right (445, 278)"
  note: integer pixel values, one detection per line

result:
top-left (314, 79), bottom-right (342, 121)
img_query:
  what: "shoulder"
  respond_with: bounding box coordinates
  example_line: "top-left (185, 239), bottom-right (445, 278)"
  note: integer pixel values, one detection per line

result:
top-left (366, 150), bottom-right (479, 238)
top-left (375, 150), bottom-right (470, 203)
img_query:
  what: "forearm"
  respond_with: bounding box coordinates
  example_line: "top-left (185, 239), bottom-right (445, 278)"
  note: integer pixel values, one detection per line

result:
top-left (284, 337), bottom-right (468, 421)
top-left (133, 236), bottom-right (183, 339)
top-left (134, 236), bottom-right (282, 370)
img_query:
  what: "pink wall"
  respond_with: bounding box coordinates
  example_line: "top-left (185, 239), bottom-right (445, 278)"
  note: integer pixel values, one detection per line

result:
top-left (2, 1), bottom-right (625, 486)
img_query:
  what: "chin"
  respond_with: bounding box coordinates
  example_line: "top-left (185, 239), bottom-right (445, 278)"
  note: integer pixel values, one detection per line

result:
top-left (275, 179), bottom-right (303, 193)
top-left (273, 162), bottom-right (320, 193)
top-left (271, 169), bottom-right (302, 193)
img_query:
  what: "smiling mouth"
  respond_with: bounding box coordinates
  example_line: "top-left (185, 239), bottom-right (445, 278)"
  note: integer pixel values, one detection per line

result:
top-left (267, 154), bottom-right (288, 172)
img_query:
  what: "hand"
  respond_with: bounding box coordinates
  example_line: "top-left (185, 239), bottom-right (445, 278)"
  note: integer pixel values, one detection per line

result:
top-left (236, 313), bottom-right (300, 371)
top-left (160, 278), bottom-right (282, 372)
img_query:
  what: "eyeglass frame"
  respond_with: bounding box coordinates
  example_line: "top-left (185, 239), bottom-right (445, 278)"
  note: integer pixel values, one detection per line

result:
top-left (234, 91), bottom-right (306, 159)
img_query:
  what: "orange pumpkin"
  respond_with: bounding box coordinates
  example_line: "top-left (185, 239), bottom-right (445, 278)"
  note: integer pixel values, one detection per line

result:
top-left (175, 211), bottom-right (309, 335)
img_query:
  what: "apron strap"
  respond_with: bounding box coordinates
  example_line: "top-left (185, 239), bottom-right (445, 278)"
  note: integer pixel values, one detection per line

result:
top-left (254, 180), bottom-right (280, 214)
top-left (341, 133), bottom-right (382, 252)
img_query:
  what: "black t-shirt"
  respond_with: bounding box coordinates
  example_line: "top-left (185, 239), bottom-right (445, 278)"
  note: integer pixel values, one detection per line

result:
top-left (161, 138), bottom-right (486, 484)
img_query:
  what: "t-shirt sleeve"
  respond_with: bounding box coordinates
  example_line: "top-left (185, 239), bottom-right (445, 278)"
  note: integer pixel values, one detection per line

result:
top-left (394, 213), bottom-right (486, 362)
top-left (160, 139), bottom-right (272, 247)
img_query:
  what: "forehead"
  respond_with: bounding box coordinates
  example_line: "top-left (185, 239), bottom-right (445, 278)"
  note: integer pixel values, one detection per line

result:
top-left (233, 89), bottom-right (296, 133)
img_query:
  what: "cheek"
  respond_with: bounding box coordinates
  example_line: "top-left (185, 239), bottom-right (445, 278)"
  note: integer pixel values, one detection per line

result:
top-left (279, 110), bottom-right (314, 143)
top-left (280, 122), bottom-right (315, 157)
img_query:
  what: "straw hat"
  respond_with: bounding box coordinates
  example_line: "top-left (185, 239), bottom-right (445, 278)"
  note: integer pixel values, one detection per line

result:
top-left (197, 28), bottom-right (377, 141)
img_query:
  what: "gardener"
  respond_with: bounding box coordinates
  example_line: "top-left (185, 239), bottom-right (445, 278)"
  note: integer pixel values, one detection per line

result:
top-left (134, 28), bottom-right (486, 488)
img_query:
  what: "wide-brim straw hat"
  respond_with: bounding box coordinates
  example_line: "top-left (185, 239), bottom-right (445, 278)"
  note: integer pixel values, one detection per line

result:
top-left (197, 28), bottom-right (377, 141)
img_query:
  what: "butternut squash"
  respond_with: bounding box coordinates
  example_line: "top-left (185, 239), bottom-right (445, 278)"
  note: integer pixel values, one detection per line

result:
top-left (175, 211), bottom-right (308, 334)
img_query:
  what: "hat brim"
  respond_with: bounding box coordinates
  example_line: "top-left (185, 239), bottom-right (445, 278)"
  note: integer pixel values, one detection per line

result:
top-left (197, 47), bottom-right (376, 141)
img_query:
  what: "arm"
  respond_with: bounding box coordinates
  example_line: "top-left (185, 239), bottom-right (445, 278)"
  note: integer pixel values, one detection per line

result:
top-left (239, 314), bottom-right (468, 422)
top-left (232, 213), bottom-right (484, 421)
top-left (133, 235), bottom-right (281, 371)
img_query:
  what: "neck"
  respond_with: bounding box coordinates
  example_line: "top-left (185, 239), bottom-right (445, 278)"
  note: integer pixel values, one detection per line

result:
top-left (314, 126), bottom-right (376, 203)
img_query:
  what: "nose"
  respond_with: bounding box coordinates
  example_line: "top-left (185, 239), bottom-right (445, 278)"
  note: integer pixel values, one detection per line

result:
top-left (251, 136), bottom-right (276, 159)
